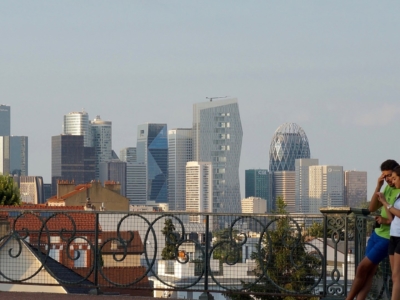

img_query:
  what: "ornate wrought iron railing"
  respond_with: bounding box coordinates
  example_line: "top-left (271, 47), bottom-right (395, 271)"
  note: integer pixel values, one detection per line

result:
top-left (0, 207), bottom-right (390, 299)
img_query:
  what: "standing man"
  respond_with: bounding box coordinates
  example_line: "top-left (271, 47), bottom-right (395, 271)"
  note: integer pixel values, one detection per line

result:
top-left (346, 159), bottom-right (400, 300)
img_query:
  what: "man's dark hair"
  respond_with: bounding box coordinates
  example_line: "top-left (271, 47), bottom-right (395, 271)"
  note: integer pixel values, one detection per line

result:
top-left (380, 159), bottom-right (399, 171)
top-left (393, 166), bottom-right (400, 177)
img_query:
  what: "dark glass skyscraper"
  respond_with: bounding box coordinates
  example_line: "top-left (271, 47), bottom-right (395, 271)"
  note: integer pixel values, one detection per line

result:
top-left (0, 104), bottom-right (11, 136)
top-left (269, 123), bottom-right (310, 172)
top-left (245, 169), bottom-right (272, 210)
top-left (137, 123), bottom-right (168, 204)
top-left (51, 135), bottom-right (95, 196)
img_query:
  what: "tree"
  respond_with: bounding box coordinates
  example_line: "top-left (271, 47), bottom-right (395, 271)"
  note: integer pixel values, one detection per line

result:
top-left (226, 197), bottom-right (321, 300)
top-left (161, 218), bottom-right (178, 260)
top-left (0, 175), bottom-right (21, 206)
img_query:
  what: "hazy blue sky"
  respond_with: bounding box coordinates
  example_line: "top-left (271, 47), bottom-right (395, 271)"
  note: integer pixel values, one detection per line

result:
top-left (1, 1), bottom-right (399, 200)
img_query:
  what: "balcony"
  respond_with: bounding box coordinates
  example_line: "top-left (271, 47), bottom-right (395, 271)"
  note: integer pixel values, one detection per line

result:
top-left (0, 207), bottom-right (390, 299)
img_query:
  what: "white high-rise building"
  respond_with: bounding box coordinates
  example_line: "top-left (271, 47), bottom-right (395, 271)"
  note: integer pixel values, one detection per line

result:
top-left (295, 158), bottom-right (319, 213)
top-left (168, 128), bottom-right (192, 211)
top-left (273, 171), bottom-right (295, 213)
top-left (345, 171), bottom-right (367, 207)
top-left (192, 98), bottom-right (243, 214)
top-left (0, 136), bottom-right (10, 175)
top-left (186, 161), bottom-right (213, 223)
top-left (91, 116), bottom-right (112, 180)
top-left (309, 165), bottom-right (344, 213)
top-left (63, 111), bottom-right (91, 147)
top-left (20, 176), bottom-right (44, 204)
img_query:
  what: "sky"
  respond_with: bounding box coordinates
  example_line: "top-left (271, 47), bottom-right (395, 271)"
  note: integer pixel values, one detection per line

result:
top-left (1, 1), bottom-right (400, 200)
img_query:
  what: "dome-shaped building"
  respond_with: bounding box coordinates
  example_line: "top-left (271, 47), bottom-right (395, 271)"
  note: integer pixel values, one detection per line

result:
top-left (269, 123), bottom-right (310, 172)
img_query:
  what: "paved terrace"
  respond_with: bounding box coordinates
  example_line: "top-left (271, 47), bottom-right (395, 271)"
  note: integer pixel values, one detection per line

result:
top-left (0, 292), bottom-right (183, 300)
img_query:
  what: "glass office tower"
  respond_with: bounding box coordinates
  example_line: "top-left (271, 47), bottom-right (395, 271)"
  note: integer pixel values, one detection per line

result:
top-left (63, 110), bottom-right (91, 147)
top-left (168, 128), bottom-right (192, 211)
top-left (245, 169), bottom-right (272, 211)
top-left (10, 136), bottom-right (28, 176)
top-left (0, 104), bottom-right (11, 136)
top-left (269, 123), bottom-right (310, 172)
top-left (193, 98), bottom-right (243, 214)
top-left (137, 123), bottom-right (168, 204)
top-left (51, 135), bottom-right (95, 196)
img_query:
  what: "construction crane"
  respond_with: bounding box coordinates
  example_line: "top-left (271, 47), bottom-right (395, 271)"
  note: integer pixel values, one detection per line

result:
top-left (206, 96), bottom-right (228, 102)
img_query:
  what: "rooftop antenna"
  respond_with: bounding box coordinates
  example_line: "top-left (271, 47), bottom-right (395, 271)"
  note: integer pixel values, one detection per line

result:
top-left (206, 96), bottom-right (228, 102)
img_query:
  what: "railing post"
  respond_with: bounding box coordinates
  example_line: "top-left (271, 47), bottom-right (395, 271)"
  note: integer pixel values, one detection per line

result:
top-left (320, 207), bottom-right (352, 300)
top-left (199, 214), bottom-right (214, 300)
top-left (89, 211), bottom-right (102, 295)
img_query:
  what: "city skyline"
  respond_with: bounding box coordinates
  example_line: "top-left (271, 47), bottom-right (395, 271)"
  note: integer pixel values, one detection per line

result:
top-left (2, 2), bottom-right (399, 200)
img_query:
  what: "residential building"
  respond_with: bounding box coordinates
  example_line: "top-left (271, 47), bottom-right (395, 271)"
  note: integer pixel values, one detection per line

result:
top-left (269, 123), bottom-right (310, 172)
top-left (192, 98), bottom-right (243, 214)
top-left (345, 171), bottom-right (367, 207)
top-left (245, 169), bottom-right (272, 211)
top-left (20, 176), bottom-right (44, 204)
top-left (295, 159), bottom-right (319, 213)
top-left (186, 161), bottom-right (213, 223)
top-left (99, 160), bottom-right (127, 197)
top-left (10, 136), bottom-right (28, 176)
top-left (47, 180), bottom-right (129, 211)
top-left (273, 171), bottom-right (296, 213)
top-left (51, 135), bottom-right (95, 196)
top-left (309, 165), bottom-right (344, 213)
top-left (136, 123), bottom-right (168, 204)
top-left (168, 128), bottom-right (192, 211)
top-left (0, 104), bottom-right (10, 136)
top-left (90, 116), bottom-right (112, 180)
top-left (63, 110), bottom-right (91, 147)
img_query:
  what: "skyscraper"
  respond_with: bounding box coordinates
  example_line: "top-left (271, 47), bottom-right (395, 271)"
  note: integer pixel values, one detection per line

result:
top-left (0, 104), bottom-right (11, 136)
top-left (63, 110), bottom-right (91, 147)
top-left (186, 161), bottom-right (213, 223)
top-left (245, 169), bottom-right (271, 209)
top-left (136, 123), bottom-right (168, 204)
top-left (99, 160), bottom-right (127, 196)
top-left (295, 158), bottom-right (319, 213)
top-left (19, 176), bottom-right (44, 204)
top-left (269, 123), bottom-right (310, 172)
top-left (168, 128), bottom-right (192, 211)
top-left (345, 171), bottom-right (367, 207)
top-left (193, 98), bottom-right (243, 214)
top-left (0, 136), bottom-right (10, 175)
top-left (273, 171), bottom-right (296, 213)
top-left (51, 135), bottom-right (95, 196)
top-left (309, 165), bottom-right (344, 213)
top-left (10, 136), bottom-right (28, 176)
top-left (120, 147), bottom-right (137, 204)
top-left (90, 116), bottom-right (112, 179)
top-left (120, 147), bottom-right (137, 163)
